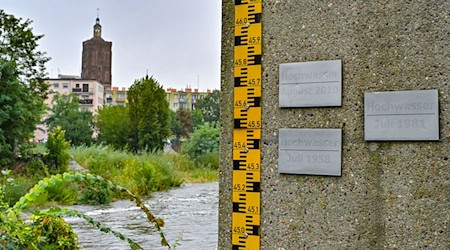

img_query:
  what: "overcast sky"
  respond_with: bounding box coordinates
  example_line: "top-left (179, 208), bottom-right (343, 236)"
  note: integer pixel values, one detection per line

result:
top-left (0, 0), bottom-right (221, 91)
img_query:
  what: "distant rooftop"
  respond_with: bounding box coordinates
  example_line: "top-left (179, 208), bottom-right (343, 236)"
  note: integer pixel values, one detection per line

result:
top-left (166, 87), bottom-right (216, 94)
top-left (57, 74), bottom-right (81, 79)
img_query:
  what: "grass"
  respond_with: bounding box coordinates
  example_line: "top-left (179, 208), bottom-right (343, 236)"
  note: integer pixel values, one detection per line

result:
top-left (69, 145), bottom-right (218, 196)
top-left (2, 145), bottom-right (218, 207)
top-left (178, 168), bottom-right (219, 183)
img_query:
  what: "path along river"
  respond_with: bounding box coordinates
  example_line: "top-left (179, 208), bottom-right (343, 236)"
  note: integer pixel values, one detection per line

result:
top-left (65, 182), bottom-right (218, 249)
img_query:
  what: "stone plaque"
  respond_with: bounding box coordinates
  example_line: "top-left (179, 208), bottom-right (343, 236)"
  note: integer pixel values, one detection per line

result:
top-left (364, 89), bottom-right (439, 141)
top-left (278, 129), bottom-right (342, 176)
top-left (279, 60), bottom-right (342, 107)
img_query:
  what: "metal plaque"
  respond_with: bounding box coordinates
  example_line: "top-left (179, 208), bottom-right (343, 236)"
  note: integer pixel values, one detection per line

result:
top-left (364, 89), bottom-right (439, 141)
top-left (278, 129), bottom-right (342, 176)
top-left (279, 60), bottom-right (342, 107)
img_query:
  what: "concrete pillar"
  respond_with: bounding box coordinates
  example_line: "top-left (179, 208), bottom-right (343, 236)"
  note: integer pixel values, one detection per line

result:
top-left (219, 1), bottom-right (449, 249)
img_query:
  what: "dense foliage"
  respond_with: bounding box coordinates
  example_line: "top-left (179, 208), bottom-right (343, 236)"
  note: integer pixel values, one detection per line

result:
top-left (0, 9), bottom-right (49, 99)
top-left (46, 93), bottom-right (94, 146)
top-left (0, 169), bottom-right (78, 249)
top-left (194, 91), bottom-right (220, 123)
top-left (70, 145), bottom-right (218, 187)
top-left (0, 171), bottom-right (172, 249)
top-left (96, 105), bottom-right (131, 149)
top-left (0, 10), bottom-right (50, 166)
top-left (45, 126), bottom-right (70, 174)
top-left (191, 109), bottom-right (204, 130)
top-left (182, 122), bottom-right (219, 168)
top-left (0, 60), bottom-right (44, 165)
top-left (70, 145), bottom-right (183, 196)
top-left (175, 109), bottom-right (193, 138)
top-left (128, 76), bottom-right (171, 152)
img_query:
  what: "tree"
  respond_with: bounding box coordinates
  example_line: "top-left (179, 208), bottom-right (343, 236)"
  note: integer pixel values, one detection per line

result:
top-left (170, 109), bottom-right (194, 152)
top-left (45, 126), bottom-right (70, 174)
top-left (0, 60), bottom-right (44, 166)
top-left (128, 76), bottom-right (171, 152)
top-left (191, 109), bottom-right (204, 130)
top-left (195, 91), bottom-right (220, 123)
top-left (96, 105), bottom-right (131, 149)
top-left (0, 10), bottom-right (50, 100)
top-left (170, 110), bottom-right (182, 137)
top-left (0, 10), bottom-right (49, 166)
top-left (169, 110), bottom-right (182, 151)
top-left (182, 122), bottom-right (219, 161)
top-left (46, 94), bottom-right (93, 146)
top-left (176, 109), bottom-right (193, 138)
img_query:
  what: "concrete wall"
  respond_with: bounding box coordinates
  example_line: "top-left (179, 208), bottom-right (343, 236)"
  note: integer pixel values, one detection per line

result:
top-left (219, 1), bottom-right (449, 249)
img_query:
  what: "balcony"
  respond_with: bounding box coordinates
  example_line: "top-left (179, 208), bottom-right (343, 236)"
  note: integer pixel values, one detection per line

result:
top-left (72, 88), bottom-right (94, 94)
top-left (79, 99), bottom-right (93, 105)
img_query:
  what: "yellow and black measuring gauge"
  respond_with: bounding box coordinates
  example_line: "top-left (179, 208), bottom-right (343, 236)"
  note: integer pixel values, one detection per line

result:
top-left (233, 0), bottom-right (262, 249)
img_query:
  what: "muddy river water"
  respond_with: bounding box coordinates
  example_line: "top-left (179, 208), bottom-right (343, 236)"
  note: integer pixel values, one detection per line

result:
top-left (65, 182), bottom-right (218, 249)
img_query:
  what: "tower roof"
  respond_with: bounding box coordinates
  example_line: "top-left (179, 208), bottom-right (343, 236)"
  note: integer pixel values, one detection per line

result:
top-left (93, 17), bottom-right (102, 38)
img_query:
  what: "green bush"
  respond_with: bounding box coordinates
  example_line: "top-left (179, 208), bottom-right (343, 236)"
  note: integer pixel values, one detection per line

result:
top-left (69, 144), bottom-right (218, 195)
top-left (142, 154), bottom-right (183, 191)
top-left (70, 145), bottom-right (128, 179)
top-left (25, 158), bottom-right (49, 178)
top-left (182, 122), bottom-right (219, 163)
top-left (3, 172), bottom-right (79, 207)
top-left (3, 176), bottom-right (39, 206)
top-left (129, 161), bottom-right (157, 195)
top-left (195, 151), bottom-right (219, 169)
top-left (29, 215), bottom-right (79, 249)
top-left (78, 181), bottom-right (113, 205)
top-left (70, 145), bottom-right (183, 197)
top-left (45, 126), bottom-right (70, 174)
top-left (164, 153), bottom-right (195, 171)
top-left (46, 182), bottom-right (79, 205)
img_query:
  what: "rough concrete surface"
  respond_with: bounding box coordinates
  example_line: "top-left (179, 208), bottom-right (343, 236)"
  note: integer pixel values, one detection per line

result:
top-left (220, 0), bottom-right (449, 249)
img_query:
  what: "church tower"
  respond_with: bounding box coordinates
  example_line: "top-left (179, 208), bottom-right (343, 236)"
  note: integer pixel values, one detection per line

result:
top-left (81, 17), bottom-right (112, 89)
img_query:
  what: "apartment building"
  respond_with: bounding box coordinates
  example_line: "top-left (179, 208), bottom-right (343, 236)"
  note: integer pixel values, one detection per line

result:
top-left (34, 77), bottom-right (104, 142)
top-left (105, 87), bottom-right (128, 107)
top-left (166, 88), bottom-right (211, 111)
top-left (47, 77), bottom-right (104, 113)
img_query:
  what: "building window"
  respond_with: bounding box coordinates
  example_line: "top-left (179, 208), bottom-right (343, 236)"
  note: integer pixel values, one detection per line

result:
top-left (82, 84), bottom-right (89, 92)
top-left (173, 103), bottom-right (178, 109)
top-left (62, 83), bottom-right (68, 88)
top-left (174, 94), bottom-right (179, 99)
top-left (76, 83), bottom-right (80, 88)
top-left (117, 93), bottom-right (125, 98)
top-left (181, 94), bottom-right (186, 100)
top-left (53, 83), bottom-right (59, 88)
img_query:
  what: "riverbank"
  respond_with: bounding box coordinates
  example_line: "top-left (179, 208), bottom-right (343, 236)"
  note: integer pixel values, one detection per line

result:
top-left (2, 145), bottom-right (218, 208)
top-left (69, 145), bottom-right (218, 189)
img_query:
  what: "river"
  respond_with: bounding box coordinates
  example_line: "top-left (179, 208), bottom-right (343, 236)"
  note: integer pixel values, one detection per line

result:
top-left (65, 182), bottom-right (218, 249)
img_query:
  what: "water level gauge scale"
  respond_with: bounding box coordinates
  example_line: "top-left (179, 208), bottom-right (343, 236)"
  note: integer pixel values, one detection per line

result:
top-left (232, 0), bottom-right (262, 249)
